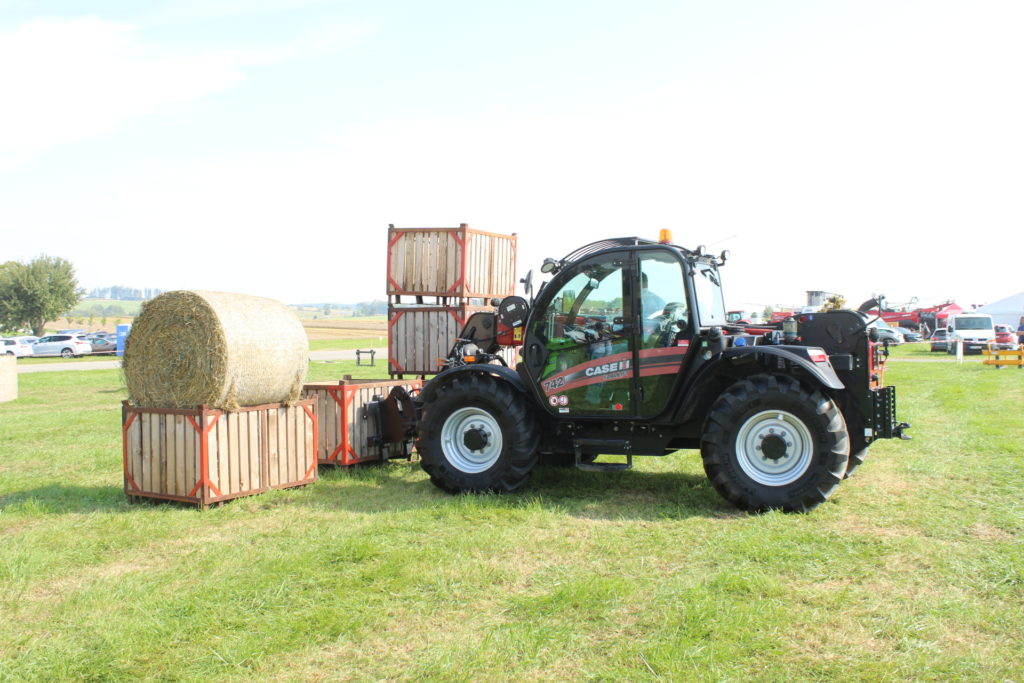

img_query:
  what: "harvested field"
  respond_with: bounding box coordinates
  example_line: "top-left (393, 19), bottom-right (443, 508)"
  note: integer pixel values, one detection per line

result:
top-left (302, 316), bottom-right (386, 340)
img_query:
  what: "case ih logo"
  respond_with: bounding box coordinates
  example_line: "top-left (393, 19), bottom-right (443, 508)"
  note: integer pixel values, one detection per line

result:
top-left (584, 359), bottom-right (631, 378)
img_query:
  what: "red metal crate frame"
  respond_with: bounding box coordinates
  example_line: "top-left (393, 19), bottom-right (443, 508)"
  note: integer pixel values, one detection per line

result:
top-left (386, 225), bottom-right (518, 299)
top-left (312, 380), bottom-right (422, 466)
top-left (122, 400), bottom-right (318, 507)
top-left (387, 306), bottom-right (477, 375)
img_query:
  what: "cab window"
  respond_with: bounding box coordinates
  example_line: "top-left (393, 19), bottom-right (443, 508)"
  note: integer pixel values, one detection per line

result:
top-left (530, 254), bottom-right (633, 416)
top-left (693, 262), bottom-right (727, 327)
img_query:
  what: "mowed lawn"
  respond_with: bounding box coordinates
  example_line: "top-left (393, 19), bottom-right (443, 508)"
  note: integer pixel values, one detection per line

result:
top-left (0, 353), bottom-right (1021, 681)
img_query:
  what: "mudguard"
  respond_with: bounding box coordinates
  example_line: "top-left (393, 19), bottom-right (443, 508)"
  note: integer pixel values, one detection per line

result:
top-left (417, 363), bottom-right (528, 405)
top-left (723, 346), bottom-right (845, 390)
top-left (673, 345), bottom-right (845, 425)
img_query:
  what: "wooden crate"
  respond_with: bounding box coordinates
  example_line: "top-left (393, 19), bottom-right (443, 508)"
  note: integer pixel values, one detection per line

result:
top-left (302, 379), bottom-right (423, 466)
top-left (388, 304), bottom-right (484, 376)
top-left (387, 224), bottom-right (517, 299)
top-left (122, 400), bottom-right (317, 507)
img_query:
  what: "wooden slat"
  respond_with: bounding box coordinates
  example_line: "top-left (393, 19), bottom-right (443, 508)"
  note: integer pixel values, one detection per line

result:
top-left (267, 407), bottom-right (280, 486)
top-left (288, 404), bottom-right (298, 482)
top-left (173, 415), bottom-right (185, 497)
top-left (142, 413), bottom-right (153, 493)
top-left (161, 415), bottom-right (173, 497)
top-left (217, 414), bottom-right (230, 495)
top-left (248, 412), bottom-right (261, 489)
top-left (128, 413), bottom-right (142, 490)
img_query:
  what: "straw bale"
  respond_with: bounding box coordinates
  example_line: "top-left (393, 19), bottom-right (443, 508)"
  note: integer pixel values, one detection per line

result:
top-left (0, 355), bottom-right (16, 403)
top-left (124, 290), bottom-right (308, 410)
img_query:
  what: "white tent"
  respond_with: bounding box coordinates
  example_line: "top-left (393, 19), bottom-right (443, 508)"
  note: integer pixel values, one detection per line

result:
top-left (977, 291), bottom-right (1024, 327)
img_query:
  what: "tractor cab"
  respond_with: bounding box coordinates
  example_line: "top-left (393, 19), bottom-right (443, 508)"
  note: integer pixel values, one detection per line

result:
top-left (519, 238), bottom-right (724, 420)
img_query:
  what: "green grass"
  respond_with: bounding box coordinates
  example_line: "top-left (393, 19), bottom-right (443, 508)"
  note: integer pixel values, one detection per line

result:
top-left (1, 359), bottom-right (1021, 681)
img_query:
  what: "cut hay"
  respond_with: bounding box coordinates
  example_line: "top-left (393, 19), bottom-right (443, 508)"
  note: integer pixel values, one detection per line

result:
top-left (124, 290), bottom-right (308, 410)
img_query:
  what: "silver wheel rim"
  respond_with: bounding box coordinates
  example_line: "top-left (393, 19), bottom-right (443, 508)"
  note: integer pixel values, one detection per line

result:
top-left (440, 406), bottom-right (503, 474)
top-left (735, 410), bottom-right (814, 486)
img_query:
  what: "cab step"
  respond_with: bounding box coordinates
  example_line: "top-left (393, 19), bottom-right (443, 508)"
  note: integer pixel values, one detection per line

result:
top-left (573, 439), bottom-right (633, 472)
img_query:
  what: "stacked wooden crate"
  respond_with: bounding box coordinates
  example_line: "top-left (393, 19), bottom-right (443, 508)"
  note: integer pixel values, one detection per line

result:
top-left (302, 379), bottom-right (422, 466)
top-left (387, 224), bottom-right (518, 377)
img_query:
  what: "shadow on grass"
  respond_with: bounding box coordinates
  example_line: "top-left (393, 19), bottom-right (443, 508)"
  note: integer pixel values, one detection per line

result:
top-left (0, 484), bottom-right (133, 514)
top-left (300, 460), bottom-right (738, 521)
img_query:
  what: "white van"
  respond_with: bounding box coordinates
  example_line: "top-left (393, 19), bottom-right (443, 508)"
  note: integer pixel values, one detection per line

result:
top-left (947, 313), bottom-right (996, 354)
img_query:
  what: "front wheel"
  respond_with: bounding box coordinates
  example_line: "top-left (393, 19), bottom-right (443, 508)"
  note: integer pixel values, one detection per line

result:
top-left (701, 375), bottom-right (849, 512)
top-left (416, 374), bottom-right (540, 493)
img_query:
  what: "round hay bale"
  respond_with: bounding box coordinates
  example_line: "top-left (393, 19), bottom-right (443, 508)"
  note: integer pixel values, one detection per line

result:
top-left (124, 290), bottom-right (308, 410)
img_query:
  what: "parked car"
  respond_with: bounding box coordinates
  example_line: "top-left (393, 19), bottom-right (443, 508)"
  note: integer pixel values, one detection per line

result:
top-left (1, 338), bottom-right (33, 357)
top-left (993, 324), bottom-right (1019, 350)
top-left (946, 313), bottom-right (996, 355)
top-left (31, 334), bottom-right (94, 358)
top-left (896, 327), bottom-right (922, 343)
top-left (929, 328), bottom-right (949, 352)
top-left (869, 319), bottom-right (904, 345)
top-left (89, 336), bottom-right (117, 355)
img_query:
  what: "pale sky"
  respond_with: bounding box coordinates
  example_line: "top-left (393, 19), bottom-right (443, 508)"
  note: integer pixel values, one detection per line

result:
top-left (2, 1), bottom-right (1021, 311)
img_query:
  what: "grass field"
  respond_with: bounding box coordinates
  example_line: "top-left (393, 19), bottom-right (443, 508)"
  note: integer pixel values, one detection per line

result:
top-left (0, 353), bottom-right (1021, 681)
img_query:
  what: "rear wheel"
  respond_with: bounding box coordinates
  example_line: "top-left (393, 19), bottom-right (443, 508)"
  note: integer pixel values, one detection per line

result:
top-left (701, 375), bottom-right (849, 512)
top-left (60, 348), bottom-right (74, 359)
top-left (417, 374), bottom-right (540, 493)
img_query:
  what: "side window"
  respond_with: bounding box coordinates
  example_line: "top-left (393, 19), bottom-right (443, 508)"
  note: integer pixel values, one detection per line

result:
top-left (638, 252), bottom-right (689, 418)
top-left (639, 252), bottom-right (689, 349)
top-left (693, 263), bottom-right (727, 327)
top-left (531, 255), bottom-right (633, 416)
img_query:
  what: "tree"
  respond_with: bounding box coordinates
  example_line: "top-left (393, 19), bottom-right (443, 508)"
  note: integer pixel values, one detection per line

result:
top-left (322, 303), bottom-right (332, 317)
top-left (0, 256), bottom-right (82, 336)
top-left (762, 305), bottom-right (775, 320)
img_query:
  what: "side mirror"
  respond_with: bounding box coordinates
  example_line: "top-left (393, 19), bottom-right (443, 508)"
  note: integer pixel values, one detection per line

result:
top-left (519, 270), bottom-right (534, 299)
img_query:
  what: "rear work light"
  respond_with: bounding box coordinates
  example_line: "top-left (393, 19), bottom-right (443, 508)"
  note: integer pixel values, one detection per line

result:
top-left (808, 348), bottom-right (829, 363)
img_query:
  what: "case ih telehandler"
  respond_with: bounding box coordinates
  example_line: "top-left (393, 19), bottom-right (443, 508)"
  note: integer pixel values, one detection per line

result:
top-left (411, 235), bottom-right (910, 512)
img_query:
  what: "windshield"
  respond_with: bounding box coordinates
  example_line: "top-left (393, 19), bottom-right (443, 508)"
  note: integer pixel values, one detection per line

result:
top-left (693, 261), bottom-right (727, 327)
top-left (954, 317), bottom-right (993, 330)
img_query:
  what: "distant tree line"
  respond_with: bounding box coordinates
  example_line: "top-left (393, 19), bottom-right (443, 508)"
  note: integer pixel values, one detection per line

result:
top-left (87, 286), bottom-right (164, 300)
top-left (355, 300), bottom-right (387, 316)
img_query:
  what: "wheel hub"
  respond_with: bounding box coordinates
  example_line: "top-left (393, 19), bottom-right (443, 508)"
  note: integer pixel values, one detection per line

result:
top-left (735, 410), bottom-right (813, 486)
top-left (440, 407), bottom-right (504, 474)
top-left (759, 433), bottom-right (789, 461)
top-left (462, 426), bottom-right (490, 452)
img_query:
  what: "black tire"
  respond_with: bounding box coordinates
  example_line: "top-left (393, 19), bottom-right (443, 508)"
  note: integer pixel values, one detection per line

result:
top-left (416, 374), bottom-right (540, 493)
top-left (60, 348), bottom-right (74, 359)
top-left (843, 431), bottom-right (869, 478)
top-left (701, 375), bottom-right (849, 512)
